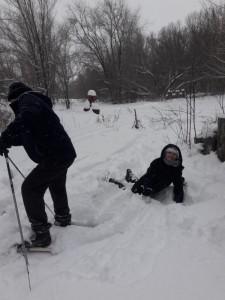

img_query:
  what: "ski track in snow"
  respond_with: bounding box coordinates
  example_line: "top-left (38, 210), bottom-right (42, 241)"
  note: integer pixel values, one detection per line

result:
top-left (1, 98), bottom-right (225, 300)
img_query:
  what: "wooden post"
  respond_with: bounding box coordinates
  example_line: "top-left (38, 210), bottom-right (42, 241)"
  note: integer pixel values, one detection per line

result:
top-left (132, 109), bottom-right (144, 129)
top-left (217, 115), bottom-right (225, 162)
top-left (134, 109), bottom-right (139, 129)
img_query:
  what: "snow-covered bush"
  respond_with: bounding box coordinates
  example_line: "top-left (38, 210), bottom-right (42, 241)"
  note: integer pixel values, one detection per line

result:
top-left (96, 110), bottom-right (121, 128)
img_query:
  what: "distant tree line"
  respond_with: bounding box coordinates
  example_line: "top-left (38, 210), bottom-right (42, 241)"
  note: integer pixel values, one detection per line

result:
top-left (0, 0), bottom-right (225, 106)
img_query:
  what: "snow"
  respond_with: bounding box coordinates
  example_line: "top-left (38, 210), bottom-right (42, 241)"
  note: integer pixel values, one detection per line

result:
top-left (1, 96), bottom-right (225, 300)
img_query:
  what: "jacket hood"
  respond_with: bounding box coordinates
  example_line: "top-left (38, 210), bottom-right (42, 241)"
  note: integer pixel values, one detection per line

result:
top-left (9, 91), bottom-right (53, 114)
top-left (160, 144), bottom-right (183, 164)
top-left (26, 91), bottom-right (53, 108)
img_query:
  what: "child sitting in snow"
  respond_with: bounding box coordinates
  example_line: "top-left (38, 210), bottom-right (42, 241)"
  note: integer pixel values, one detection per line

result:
top-left (84, 89), bottom-right (100, 114)
top-left (109, 144), bottom-right (184, 203)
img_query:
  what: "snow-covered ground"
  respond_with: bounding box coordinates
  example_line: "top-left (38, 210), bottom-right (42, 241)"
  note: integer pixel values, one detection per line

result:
top-left (1, 96), bottom-right (225, 300)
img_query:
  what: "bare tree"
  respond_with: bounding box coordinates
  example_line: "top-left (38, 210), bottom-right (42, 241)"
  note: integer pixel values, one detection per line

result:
top-left (68, 0), bottom-right (141, 103)
top-left (55, 23), bottom-right (81, 108)
top-left (0, 43), bottom-right (18, 93)
top-left (0, 0), bottom-right (58, 95)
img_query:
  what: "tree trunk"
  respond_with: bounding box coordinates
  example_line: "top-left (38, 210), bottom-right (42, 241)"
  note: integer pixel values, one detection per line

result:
top-left (217, 115), bottom-right (225, 162)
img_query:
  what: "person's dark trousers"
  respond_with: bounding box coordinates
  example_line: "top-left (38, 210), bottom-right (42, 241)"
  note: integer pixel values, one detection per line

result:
top-left (21, 158), bottom-right (74, 231)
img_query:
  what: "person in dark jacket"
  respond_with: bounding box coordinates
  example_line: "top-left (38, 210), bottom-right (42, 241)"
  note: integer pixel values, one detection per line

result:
top-left (0, 82), bottom-right (76, 247)
top-left (109, 144), bottom-right (184, 203)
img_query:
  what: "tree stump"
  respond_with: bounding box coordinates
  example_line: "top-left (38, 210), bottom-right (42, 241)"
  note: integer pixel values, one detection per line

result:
top-left (194, 122), bottom-right (217, 155)
top-left (194, 135), bottom-right (217, 155)
top-left (217, 115), bottom-right (225, 162)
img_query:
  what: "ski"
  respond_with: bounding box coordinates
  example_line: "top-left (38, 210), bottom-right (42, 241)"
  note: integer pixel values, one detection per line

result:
top-left (108, 178), bottom-right (126, 189)
top-left (14, 220), bottom-right (98, 254)
top-left (105, 169), bottom-right (138, 190)
top-left (18, 246), bottom-right (52, 253)
top-left (70, 220), bottom-right (97, 228)
top-left (53, 219), bottom-right (98, 228)
top-left (15, 242), bottom-right (52, 253)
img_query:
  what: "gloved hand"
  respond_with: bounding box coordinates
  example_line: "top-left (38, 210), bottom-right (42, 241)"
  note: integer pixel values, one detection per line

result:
top-left (142, 187), bottom-right (154, 196)
top-left (131, 184), bottom-right (144, 195)
top-left (174, 191), bottom-right (184, 203)
top-left (0, 139), bottom-right (9, 156)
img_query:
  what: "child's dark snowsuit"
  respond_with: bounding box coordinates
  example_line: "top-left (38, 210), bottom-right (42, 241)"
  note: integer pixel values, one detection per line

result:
top-left (110, 144), bottom-right (184, 203)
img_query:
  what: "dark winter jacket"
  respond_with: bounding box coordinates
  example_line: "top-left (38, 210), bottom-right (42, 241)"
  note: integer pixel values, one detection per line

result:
top-left (131, 144), bottom-right (184, 203)
top-left (0, 91), bottom-right (76, 163)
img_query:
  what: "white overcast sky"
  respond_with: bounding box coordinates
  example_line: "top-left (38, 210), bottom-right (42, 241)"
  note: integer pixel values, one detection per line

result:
top-left (56, 0), bottom-right (222, 33)
top-left (0, 0), bottom-right (221, 33)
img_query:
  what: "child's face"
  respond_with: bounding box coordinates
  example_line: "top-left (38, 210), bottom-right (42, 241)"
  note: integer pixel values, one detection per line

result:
top-left (165, 151), bottom-right (177, 161)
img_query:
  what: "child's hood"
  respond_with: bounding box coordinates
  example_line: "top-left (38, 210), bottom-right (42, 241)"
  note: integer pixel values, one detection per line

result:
top-left (160, 144), bottom-right (183, 163)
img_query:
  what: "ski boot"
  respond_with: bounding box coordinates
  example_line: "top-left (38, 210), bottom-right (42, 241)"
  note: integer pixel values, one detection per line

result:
top-left (30, 222), bottom-right (52, 247)
top-left (30, 231), bottom-right (51, 247)
top-left (125, 169), bottom-right (138, 183)
top-left (54, 213), bottom-right (71, 227)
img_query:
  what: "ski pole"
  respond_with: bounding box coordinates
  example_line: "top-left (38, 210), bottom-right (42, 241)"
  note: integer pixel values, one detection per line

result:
top-left (7, 155), bottom-right (54, 216)
top-left (7, 155), bottom-right (25, 179)
top-left (4, 151), bottom-right (31, 290)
